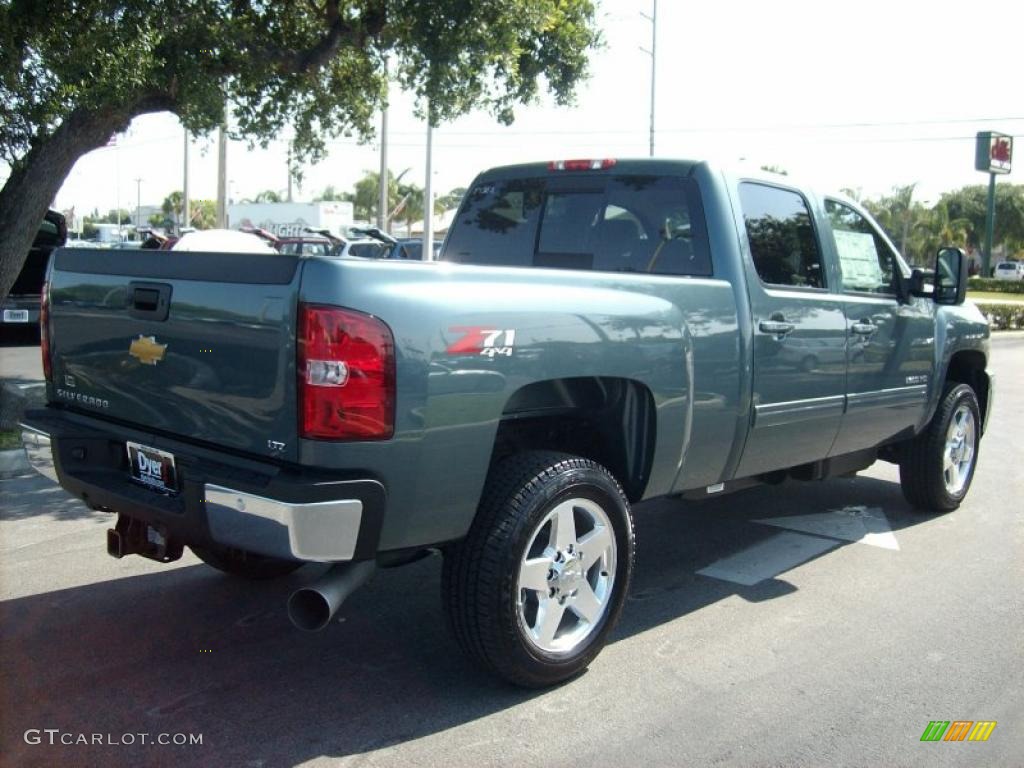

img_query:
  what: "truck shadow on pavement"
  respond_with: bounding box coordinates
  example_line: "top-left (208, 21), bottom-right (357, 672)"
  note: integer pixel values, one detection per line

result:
top-left (1, 474), bottom-right (937, 767)
top-left (0, 474), bottom-right (109, 520)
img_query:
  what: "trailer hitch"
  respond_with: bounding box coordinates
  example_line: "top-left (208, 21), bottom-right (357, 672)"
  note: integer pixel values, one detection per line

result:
top-left (107, 514), bottom-right (183, 563)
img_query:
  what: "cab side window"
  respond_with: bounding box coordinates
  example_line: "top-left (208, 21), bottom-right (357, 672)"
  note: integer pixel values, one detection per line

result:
top-left (824, 200), bottom-right (897, 295)
top-left (739, 183), bottom-right (826, 289)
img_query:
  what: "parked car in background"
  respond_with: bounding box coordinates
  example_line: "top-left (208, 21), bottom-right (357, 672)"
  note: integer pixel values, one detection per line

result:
top-left (172, 229), bottom-right (278, 254)
top-left (137, 230), bottom-right (180, 250)
top-left (238, 227), bottom-right (281, 250)
top-left (345, 228), bottom-right (441, 260)
top-left (1, 209), bottom-right (66, 334)
top-left (334, 239), bottom-right (388, 259)
top-left (277, 235), bottom-right (335, 257)
top-left (335, 227), bottom-right (396, 259)
top-left (384, 238), bottom-right (443, 261)
top-left (993, 261), bottom-right (1023, 281)
top-left (64, 238), bottom-right (104, 249)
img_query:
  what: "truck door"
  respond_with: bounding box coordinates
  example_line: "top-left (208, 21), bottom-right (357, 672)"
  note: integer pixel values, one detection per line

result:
top-left (822, 198), bottom-right (935, 456)
top-left (734, 182), bottom-right (847, 477)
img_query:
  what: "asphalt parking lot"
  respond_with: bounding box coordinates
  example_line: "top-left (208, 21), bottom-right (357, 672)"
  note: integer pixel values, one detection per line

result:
top-left (1, 335), bottom-right (1021, 767)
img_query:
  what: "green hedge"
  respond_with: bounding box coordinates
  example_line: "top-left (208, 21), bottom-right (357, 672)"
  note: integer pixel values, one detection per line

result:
top-left (967, 277), bottom-right (1024, 293)
top-left (980, 302), bottom-right (1024, 330)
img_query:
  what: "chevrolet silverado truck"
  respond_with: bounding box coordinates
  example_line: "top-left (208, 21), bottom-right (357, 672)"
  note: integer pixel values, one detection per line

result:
top-left (21, 159), bottom-right (992, 687)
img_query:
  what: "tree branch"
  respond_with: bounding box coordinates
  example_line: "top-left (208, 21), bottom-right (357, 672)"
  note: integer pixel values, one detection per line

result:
top-left (0, 89), bottom-right (177, 300)
top-left (255, 0), bottom-right (387, 76)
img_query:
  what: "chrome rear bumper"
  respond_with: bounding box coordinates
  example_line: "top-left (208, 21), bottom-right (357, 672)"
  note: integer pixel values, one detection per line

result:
top-left (18, 424), bottom-right (371, 562)
top-left (204, 485), bottom-right (363, 561)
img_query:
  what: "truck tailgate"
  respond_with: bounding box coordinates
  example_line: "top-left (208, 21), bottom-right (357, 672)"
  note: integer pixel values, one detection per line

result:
top-left (47, 248), bottom-right (302, 461)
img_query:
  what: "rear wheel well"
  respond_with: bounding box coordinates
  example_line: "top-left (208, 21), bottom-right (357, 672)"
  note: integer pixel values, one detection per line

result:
top-left (945, 350), bottom-right (989, 430)
top-left (491, 377), bottom-right (656, 502)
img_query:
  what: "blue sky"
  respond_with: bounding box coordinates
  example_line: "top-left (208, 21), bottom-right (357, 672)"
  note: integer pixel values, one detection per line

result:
top-left (24, 0), bottom-right (1023, 216)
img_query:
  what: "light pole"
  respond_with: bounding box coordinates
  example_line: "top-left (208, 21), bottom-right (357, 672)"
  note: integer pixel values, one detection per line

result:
top-left (115, 139), bottom-right (121, 239)
top-left (216, 121), bottom-right (228, 228)
top-left (183, 129), bottom-right (190, 232)
top-left (423, 103), bottom-right (434, 261)
top-left (134, 177), bottom-right (143, 233)
top-left (640, 0), bottom-right (657, 157)
top-left (286, 142), bottom-right (294, 203)
top-left (378, 59), bottom-right (389, 232)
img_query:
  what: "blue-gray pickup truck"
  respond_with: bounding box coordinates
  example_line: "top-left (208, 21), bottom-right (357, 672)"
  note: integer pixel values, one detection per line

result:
top-left (22, 159), bottom-right (992, 687)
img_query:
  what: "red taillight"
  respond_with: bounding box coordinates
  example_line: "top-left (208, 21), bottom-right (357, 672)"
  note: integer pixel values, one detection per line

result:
top-left (40, 281), bottom-right (52, 382)
top-left (548, 158), bottom-right (617, 171)
top-left (298, 304), bottom-right (395, 440)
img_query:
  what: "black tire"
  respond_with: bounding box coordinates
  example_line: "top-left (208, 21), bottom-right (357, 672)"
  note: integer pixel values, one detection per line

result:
top-left (443, 451), bottom-right (635, 688)
top-left (899, 382), bottom-right (981, 512)
top-left (191, 544), bottom-right (304, 580)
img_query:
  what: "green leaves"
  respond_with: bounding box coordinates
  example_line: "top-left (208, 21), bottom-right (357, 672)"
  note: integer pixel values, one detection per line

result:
top-left (862, 183), bottom-right (1024, 265)
top-left (940, 184), bottom-right (1024, 256)
top-left (387, 0), bottom-right (599, 126)
top-left (0, 0), bottom-right (599, 168)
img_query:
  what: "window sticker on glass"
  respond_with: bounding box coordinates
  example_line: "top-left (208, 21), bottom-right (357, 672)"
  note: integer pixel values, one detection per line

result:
top-left (834, 229), bottom-right (884, 291)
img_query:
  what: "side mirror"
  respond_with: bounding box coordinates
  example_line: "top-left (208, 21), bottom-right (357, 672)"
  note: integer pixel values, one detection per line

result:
top-left (906, 267), bottom-right (934, 299)
top-left (934, 246), bottom-right (968, 305)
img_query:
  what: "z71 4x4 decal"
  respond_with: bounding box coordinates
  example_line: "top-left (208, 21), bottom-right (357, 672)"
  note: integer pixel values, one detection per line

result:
top-left (446, 327), bottom-right (517, 358)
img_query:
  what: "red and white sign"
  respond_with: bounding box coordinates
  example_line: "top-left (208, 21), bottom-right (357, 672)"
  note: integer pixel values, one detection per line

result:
top-left (975, 132), bottom-right (1013, 175)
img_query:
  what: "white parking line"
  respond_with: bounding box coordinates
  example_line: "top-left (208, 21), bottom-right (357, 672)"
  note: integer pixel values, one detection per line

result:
top-left (697, 505), bottom-right (901, 587)
top-left (755, 505), bottom-right (899, 550)
top-left (696, 531), bottom-right (840, 587)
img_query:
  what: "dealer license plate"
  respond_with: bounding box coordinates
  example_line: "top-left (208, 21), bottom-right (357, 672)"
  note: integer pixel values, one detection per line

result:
top-left (126, 442), bottom-right (179, 494)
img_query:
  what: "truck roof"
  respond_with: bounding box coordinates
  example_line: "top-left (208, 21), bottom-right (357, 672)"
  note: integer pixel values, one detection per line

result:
top-left (471, 158), bottom-right (863, 211)
top-left (474, 157), bottom-right (701, 182)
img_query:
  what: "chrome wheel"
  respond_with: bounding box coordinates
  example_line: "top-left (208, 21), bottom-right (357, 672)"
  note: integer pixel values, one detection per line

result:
top-left (943, 404), bottom-right (976, 495)
top-left (517, 497), bottom-right (616, 654)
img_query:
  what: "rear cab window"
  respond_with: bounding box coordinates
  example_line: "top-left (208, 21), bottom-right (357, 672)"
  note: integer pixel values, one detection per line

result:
top-left (442, 172), bottom-right (712, 277)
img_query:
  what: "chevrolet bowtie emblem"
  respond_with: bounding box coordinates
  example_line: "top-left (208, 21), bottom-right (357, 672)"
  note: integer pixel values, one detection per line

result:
top-left (129, 335), bottom-right (167, 365)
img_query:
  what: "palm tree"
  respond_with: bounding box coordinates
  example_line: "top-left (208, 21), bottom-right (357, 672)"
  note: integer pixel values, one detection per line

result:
top-left (161, 191), bottom-right (184, 229)
top-left (911, 202), bottom-right (972, 261)
top-left (314, 185), bottom-right (351, 202)
top-left (864, 185), bottom-right (933, 262)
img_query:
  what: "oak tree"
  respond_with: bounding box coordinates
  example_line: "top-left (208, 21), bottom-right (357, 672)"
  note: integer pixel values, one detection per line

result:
top-left (0, 0), bottom-right (599, 298)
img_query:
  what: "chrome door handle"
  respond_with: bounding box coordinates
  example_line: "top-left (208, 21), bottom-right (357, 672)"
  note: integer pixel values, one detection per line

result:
top-left (759, 320), bottom-right (795, 336)
top-left (851, 322), bottom-right (876, 336)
